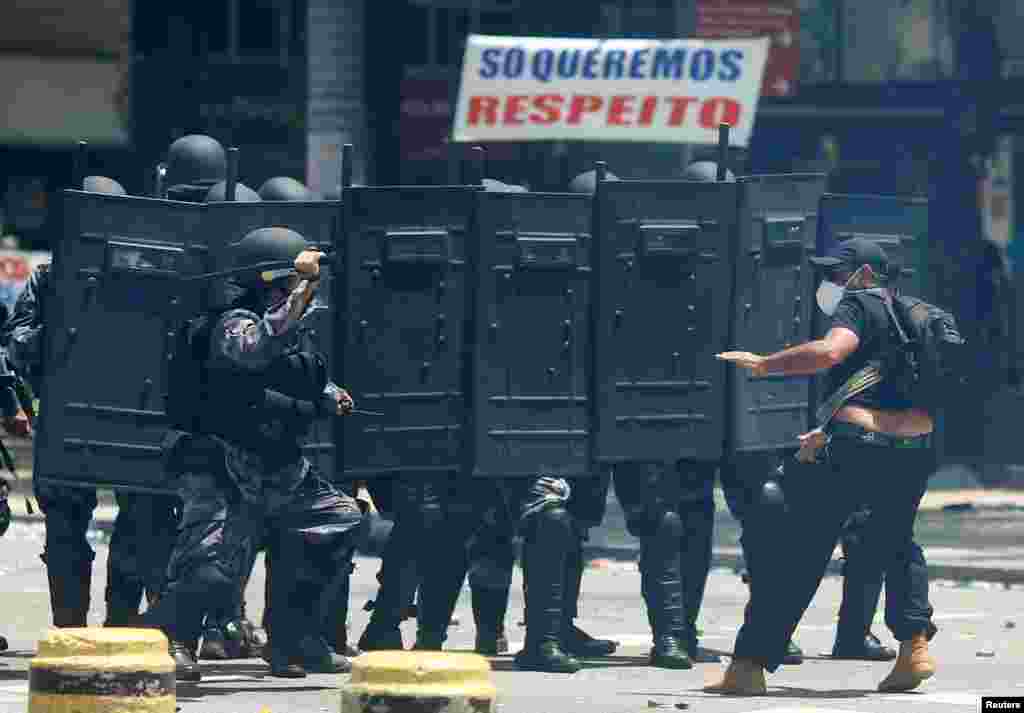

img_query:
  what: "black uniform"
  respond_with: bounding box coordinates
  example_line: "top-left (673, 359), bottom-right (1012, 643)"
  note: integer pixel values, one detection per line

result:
top-left (2, 265), bottom-right (179, 628)
top-left (729, 279), bottom-right (937, 673)
top-left (145, 230), bottom-right (364, 680)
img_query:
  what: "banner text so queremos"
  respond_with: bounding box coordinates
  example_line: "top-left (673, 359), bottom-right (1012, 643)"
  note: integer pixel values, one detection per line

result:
top-left (453, 35), bottom-right (770, 146)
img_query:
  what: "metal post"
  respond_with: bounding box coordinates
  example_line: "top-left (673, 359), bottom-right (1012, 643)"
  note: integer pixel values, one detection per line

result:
top-left (226, 147), bottom-right (239, 201)
top-left (74, 141), bottom-right (88, 189)
top-left (716, 123), bottom-right (730, 180)
top-left (341, 143), bottom-right (354, 190)
top-left (471, 146), bottom-right (485, 186)
top-left (154, 163), bottom-right (167, 198)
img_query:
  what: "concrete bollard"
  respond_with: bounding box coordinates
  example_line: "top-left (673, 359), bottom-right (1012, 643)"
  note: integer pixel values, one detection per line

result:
top-left (342, 651), bottom-right (497, 713)
top-left (29, 628), bottom-right (176, 712)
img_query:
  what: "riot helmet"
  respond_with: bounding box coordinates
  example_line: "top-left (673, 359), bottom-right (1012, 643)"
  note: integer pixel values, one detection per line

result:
top-left (229, 226), bottom-right (310, 291)
top-left (205, 181), bottom-right (262, 203)
top-left (682, 161), bottom-right (735, 182)
top-left (568, 169), bottom-right (620, 195)
top-left (259, 176), bottom-right (313, 202)
top-left (82, 176), bottom-right (127, 196)
top-left (164, 134), bottom-right (227, 201)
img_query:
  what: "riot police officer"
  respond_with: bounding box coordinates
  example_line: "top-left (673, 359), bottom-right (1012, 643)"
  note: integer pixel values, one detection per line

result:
top-left (1, 175), bottom-right (179, 631)
top-left (712, 238), bottom-right (939, 694)
top-left (565, 167), bottom-right (717, 669)
top-left (145, 227), bottom-right (364, 681)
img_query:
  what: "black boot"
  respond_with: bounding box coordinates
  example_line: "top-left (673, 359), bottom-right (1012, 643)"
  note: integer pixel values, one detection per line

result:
top-left (169, 639), bottom-right (202, 682)
top-left (561, 541), bottom-right (617, 658)
top-left (299, 635), bottom-right (352, 673)
top-left (414, 527), bottom-right (470, 652)
top-left (268, 646), bottom-right (307, 678)
top-left (678, 494), bottom-right (715, 663)
top-left (472, 586), bottom-right (510, 655)
top-left (321, 563), bottom-right (355, 656)
top-left (640, 516), bottom-right (692, 670)
top-left (199, 625), bottom-right (231, 660)
top-left (46, 561), bottom-right (91, 628)
top-left (833, 549), bottom-right (890, 660)
top-left (833, 632), bottom-right (897, 661)
top-left (358, 523), bottom-right (420, 652)
top-left (514, 508), bottom-right (580, 674)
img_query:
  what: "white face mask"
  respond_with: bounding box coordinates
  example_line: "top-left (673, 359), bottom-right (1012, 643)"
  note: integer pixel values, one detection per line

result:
top-left (816, 280), bottom-right (845, 316)
top-left (816, 266), bottom-right (866, 316)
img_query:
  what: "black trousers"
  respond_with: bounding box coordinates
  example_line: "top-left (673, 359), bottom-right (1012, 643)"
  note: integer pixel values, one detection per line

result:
top-left (612, 460), bottom-right (716, 649)
top-left (733, 434), bottom-right (937, 672)
top-left (35, 481), bottom-right (178, 626)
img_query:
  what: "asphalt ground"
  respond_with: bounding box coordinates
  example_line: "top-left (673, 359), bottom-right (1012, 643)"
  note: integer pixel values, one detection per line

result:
top-left (0, 519), bottom-right (1020, 713)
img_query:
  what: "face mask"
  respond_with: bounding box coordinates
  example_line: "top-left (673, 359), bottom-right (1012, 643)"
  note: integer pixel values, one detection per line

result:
top-left (816, 265), bottom-right (873, 316)
top-left (816, 280), bottom-right (845, 316)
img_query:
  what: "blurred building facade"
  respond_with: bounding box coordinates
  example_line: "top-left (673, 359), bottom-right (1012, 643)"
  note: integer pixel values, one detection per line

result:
top-left (0, 1), bottom-right (1019, 250)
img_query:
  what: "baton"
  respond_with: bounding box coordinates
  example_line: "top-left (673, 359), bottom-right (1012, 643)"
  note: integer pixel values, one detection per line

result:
top-left (349, 409), bottom-right (384, 417)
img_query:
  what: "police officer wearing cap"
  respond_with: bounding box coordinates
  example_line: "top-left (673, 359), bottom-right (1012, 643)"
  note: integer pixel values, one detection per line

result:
top-left (711, 238), bottom-right (938, 695)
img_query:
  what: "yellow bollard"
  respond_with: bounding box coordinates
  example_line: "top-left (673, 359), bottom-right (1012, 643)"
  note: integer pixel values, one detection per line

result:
top-left (28, 628), bottom-right (176, 713)
top-left (342, 651), bottom-right (497, 713)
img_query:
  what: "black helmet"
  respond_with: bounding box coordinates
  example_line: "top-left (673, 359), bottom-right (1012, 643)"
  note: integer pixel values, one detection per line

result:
top-left (205, 181), bottom-right (262, 203)
top-left (230, 227), bottom-right (310, 288)
top-left (82, 176), bottom-right (127, 196)
top-left (568, 169), bottom-right (620, 195)
top-left (165, 134), bottom-right (227, 189)
top-left (682, 161), bottom-right (735, 182)
top-left (259, 176), bottom-right (313, 201)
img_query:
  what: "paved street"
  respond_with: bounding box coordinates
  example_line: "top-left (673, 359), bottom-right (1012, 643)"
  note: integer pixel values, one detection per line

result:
top-left (0, 519), bottom-right (1020, 713)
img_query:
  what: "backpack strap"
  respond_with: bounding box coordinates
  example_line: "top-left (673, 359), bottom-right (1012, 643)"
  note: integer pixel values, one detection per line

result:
top-left (815, 363), bottom-right (884, 429)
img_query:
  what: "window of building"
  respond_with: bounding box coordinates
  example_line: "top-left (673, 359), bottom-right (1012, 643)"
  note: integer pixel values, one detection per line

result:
top-left (842, 0), bottom-right (954, 82)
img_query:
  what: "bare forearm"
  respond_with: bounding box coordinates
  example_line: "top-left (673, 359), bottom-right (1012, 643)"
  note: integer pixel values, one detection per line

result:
top-left (761, 340), bottom-right (835, 376)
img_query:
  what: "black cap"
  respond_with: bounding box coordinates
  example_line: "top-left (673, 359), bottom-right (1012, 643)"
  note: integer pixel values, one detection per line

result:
top-left (809, 238), bottom-right (890, 276)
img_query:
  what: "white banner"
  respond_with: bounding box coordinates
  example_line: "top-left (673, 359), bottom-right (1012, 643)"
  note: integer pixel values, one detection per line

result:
top-left (453, 35), bottom-right (770, 146)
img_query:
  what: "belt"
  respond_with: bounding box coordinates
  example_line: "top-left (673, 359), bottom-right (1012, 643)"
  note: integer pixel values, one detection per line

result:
top-left (828, 421), bottom-right (933, 449)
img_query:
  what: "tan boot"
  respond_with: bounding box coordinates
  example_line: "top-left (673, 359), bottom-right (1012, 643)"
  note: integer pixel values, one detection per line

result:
top-left (703, 657), bottom-right (767, 696)
top-left (877, 633), bottom-right (936, 693)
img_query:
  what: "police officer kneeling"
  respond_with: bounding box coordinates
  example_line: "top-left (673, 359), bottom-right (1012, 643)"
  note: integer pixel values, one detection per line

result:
top-left (712, 239), bottom-right (940, 695)
top-left (145, 228), bottom-right (364, 681)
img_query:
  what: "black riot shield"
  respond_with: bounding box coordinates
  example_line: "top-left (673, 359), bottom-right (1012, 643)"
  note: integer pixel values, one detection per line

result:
top-left (36, 191), bottom-right (205, 492)
top-left (592, 180), bottom-right (739, 465)
top-left (468, 192), bottom-right (592, 478)
top-left (728, 174), bottom-right (827, 456)
top-left (338, 186), bottom-right (478, 479)
top-left (203, 200), bottom-right (342, 480)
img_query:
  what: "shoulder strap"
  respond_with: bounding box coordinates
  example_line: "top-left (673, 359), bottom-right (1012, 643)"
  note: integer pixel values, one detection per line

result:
top-left (815, 363), bottom-right (884, 428)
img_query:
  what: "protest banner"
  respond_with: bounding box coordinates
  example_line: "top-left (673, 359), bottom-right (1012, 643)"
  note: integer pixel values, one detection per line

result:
top-left (453, 35), bottom-right (769, 146)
